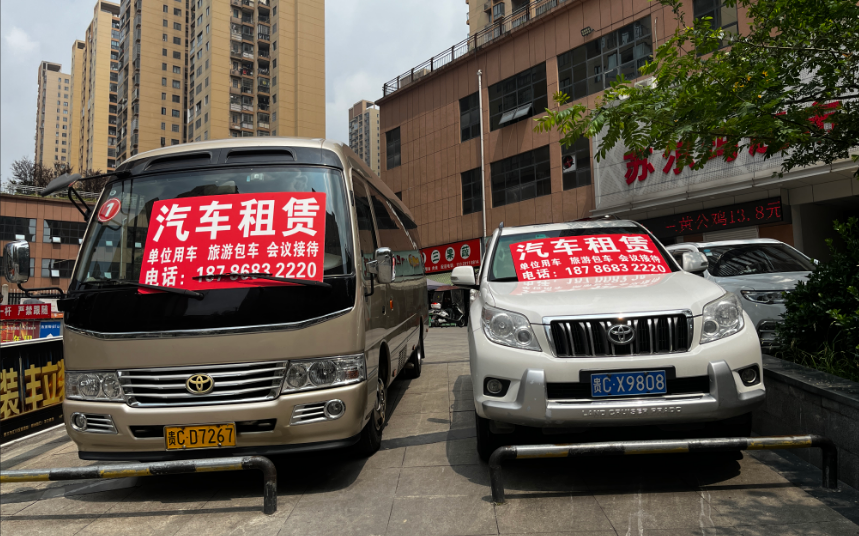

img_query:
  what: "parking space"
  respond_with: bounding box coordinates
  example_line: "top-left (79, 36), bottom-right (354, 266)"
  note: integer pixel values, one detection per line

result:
top-left (2, 327), bottom-right (858, 535)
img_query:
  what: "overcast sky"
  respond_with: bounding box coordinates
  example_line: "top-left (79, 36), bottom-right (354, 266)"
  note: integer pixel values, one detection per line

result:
top-left (0, 0), bottom-right (466, 184)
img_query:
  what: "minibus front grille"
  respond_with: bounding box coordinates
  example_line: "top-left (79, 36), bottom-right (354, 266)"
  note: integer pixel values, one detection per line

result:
top-left (118, 361), bottom-right (287, 407)
top-left (548, 313), bottom-right (693, 357)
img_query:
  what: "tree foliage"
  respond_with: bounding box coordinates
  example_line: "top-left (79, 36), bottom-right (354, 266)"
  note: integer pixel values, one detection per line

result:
top-left (535, 0), bottom-right (859, 177)
top-left (5, 156), bottom-right (106, 194)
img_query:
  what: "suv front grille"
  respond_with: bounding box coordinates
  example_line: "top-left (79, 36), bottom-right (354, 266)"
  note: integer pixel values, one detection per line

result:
top-left (118, 361), bottom-right (287, 407)
top-left (549, 313), bottom-right (693, 357)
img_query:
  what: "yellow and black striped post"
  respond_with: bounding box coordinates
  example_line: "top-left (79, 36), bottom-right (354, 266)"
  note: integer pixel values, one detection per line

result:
top-left (488, 435), bottom-right (837, 504)
top-left (0, 456), bottom-right (278, 515)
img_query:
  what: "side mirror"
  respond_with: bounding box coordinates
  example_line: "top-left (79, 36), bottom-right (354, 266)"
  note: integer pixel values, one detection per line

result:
top-left (3, 241), bottom-right (31, 284)
top-left (451, 266), bottom-right (477, 288)
top-left (371, 247), bottom-right (394, 284)
top-left (681, 251), bottom-right (709, 274)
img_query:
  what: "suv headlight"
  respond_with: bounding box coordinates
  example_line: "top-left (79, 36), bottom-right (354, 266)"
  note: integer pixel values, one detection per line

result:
top-left (481, 305), bottom-right (541, 351)
top-left (741, 290), bottom-right (789, 304)
top-left (66, 371), bottom-right (124, 402)
top-left (281, 354), bottom-right (366, 394)
top-left (700, 292), bottom-right (745, 344)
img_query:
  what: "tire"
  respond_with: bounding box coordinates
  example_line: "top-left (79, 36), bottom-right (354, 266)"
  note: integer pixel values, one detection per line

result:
top-left (476, 413), bottom-right (507, 462)
top-left (404, 332), bottom-right (424, 379)
top-left (354, 376), bottom-right (387, 457)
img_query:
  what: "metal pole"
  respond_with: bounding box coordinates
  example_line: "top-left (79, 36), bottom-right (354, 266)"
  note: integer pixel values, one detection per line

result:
top-left (477, 70), bottom-right (487, 238)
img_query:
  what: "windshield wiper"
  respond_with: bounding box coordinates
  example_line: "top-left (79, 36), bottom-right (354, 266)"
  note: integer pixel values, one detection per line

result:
top-left (192, 273), bottom-right (332, 289)
top-left (81, 279), bottom-right (204, 299)
top-left (490, 277), bottom-right (519, 282)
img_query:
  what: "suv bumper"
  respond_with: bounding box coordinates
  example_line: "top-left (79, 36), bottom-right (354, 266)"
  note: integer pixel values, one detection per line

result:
top-left (481, 360), bottom-right (765, 427)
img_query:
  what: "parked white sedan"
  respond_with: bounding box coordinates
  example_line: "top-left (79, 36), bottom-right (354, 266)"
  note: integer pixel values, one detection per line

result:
top-left (666, 239), bottom-right (815, 348)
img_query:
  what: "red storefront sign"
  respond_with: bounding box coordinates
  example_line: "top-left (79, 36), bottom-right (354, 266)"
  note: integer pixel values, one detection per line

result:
top-left (509, 234), bottom-right (671, 281)
top-left (421, 238), bottom-right (482, 274)
top-left (139, 192), bottom-right (327, 291)
top-left (0, 305), bottom-right (52, 321)
top-left (0, 321), bottom-right (41, 343)
top-left (639, 197), bottom-right (784, 238)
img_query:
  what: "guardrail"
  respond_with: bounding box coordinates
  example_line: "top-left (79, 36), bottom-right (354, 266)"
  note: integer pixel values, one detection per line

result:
top-left (488, 435), bottom-right (838, 504)
top-left (0, 456), bottom-right (278, 515)
top-left (3, 184), bottom-right (100, 200)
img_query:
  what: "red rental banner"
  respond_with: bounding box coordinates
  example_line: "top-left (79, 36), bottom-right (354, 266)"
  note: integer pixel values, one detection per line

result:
top-left (509, 234), bottom-right (671, 281)
top-left (138, 192), bottom-right (327, 291)
top-left (421, 238), bottom-right (482, 274)
top-left (0, 304), bottom-right (52, 321)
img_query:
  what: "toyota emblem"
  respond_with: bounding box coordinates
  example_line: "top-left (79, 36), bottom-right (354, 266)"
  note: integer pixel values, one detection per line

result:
top-left (186, 374), bottom-right (215, 395)
top-left (607, 324), bottom-right (635, 345)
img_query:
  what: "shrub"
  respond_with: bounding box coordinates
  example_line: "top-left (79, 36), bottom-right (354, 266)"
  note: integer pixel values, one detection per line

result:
top-left (776, 217), bottom-right (859, 381)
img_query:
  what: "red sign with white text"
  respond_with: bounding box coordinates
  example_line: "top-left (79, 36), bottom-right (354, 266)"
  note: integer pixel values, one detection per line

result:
top-left (509, 234), bottom-right (671, 281)
top-left (98, 198), bottom-right (122, 223)
top-left (421, 238), bottom-right (482, 274)
top-left (139, 192), bottom-right (327, 291)
top-left (0, 304), bottom-right (52, 321)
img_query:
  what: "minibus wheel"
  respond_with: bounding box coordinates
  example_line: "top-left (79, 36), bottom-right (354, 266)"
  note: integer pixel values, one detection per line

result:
top-left (404, 332), bottom-right (424, 379)
top-left (355, 375), bottom-right (386, 456)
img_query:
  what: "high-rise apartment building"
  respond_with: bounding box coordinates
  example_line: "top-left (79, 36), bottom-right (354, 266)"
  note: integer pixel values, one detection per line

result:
top-left (186, 0), bottom-right (325, 142)
top-left (113, 0), bottom-right (191, 165)
top-left (74, 1), bottom-right (121, 173)
top-left (69, 41), bottom-right (87, 172)
top-left (467, 0), bottom-right (530, 35)
top-left (348, 100), bottom-right (380, 176)
top-left (35, 62), bottom-right (73, 169)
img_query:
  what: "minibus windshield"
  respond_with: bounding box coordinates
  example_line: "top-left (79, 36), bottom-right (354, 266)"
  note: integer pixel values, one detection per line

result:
top-left (73, 166), bottom-right (353, 288)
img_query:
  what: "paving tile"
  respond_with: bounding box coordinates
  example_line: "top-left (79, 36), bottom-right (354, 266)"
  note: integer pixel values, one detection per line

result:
top-left (494, 495), bottom-right (614, 534)
top-left (707, 486), bottom-right (847, 526)
top-left (499, 460), bottom-right (589, 495)
top-left (451, 410), bottom-right (477, 430)
top-left (639, 529), bottom-right (740, 535)
top-left (172, 492), bottom-right (298, 536)
top-left (363, 446), bottom-right (406, 469)
top-left (391, 376), bottom-right (451, 394)
top-left (278, 495), bottom-right (395, 536)
top-left (387, 495), bottom-right (497, 536)
top-left (733, 520), bottom-right (859, 535)
top-left (695, 456), bottom-right (791, 489)
top-left (595, 490), bottom-right (734, 530)
top-left (395, 464), bottom-right (489, 497)
top-left (0, 517), bottom-right (96, 536)
top-left (302, 466), bottom-right (401, 501)
top-left (0, 499), bottom-right (36, 516)
top-left (391, 391), bottom-right (452, 415)
top-left (384, 412), bottom-right (451, 440)
top-left (403, 437), bottom-right (483, 467)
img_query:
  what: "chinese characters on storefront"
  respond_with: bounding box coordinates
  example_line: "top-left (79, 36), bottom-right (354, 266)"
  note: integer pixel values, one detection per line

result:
top-left (138, 192), bottom-right (327, 291)
top-left (639, 197), bottom-right (785, 239)
top-left (0, 304), bottom-right (52, 321)
top-left (0, 340), bottom-right (64, 428)
top-left (510, 234), bottom-right (670, 281)
top-left (421, 238), bottom-right (482, 274)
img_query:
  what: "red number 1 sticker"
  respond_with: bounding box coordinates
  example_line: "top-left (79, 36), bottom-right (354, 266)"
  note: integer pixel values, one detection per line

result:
top-left (98, 198), bottom-right (122, 223)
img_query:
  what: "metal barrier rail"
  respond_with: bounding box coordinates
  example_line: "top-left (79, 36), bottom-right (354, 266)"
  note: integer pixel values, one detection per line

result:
top-left (488, 435), bottom-right (838, 504)
top-left (0, 456), bottom-right (278, 515)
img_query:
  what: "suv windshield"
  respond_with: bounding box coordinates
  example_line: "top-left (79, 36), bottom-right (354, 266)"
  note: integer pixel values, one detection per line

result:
top-left (702, 244), bottom-right (815, 277)
top-left (74, 166), bottom-right (353, 287)
top-left (488, 226), bottom-right (678, 281)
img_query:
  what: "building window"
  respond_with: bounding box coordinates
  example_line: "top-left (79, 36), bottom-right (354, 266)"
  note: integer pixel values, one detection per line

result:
top-left (162, 77), bottom-right (167, 86)
top-left (385, 127), bottom-right (401, 170)
top-left (488, 63), bottom-right (547, 130)
top-left (694, 0), bottom-right (738, 46)
top-left (173, 65), bottom-right (181, 74)
top-left (43, 220), bottom-right (87, 245)
top-left (41, 259), bottom-right (75, 279)
top-left (163, 33), bottom-right (168, 41)
top-left (174, 36), bottom-right (181, 45)
top-left (171, 94), bottom-right (180, 103)
top-left (163, 4), bottom-right (168, 12)
top-left (171, 139), bottom-right (180, 145)
top-left (161, 107), bottom-right (167, 115)
top-left (461, 168), bottom-right (483, 215)
top-left (162, 62), bottom-right (167, 70)
top-left (561, 137), bottom-right (592, 190)
top-left (174, 22), bottom-right (182, 30)
top-left (492, 2), bottom-right (504, 20)
top-left (172, 80), bottom-right (181, 89)
top-left (172, 109), bottom-right (180, 117)
top-left (161, 122), bottom-right (166, 130)
top-left (459, 93), bottom-right (481, 142)
top-left (558, 16), bottom-right (652, 101)
top-left (163, 19), bottom-right (168, 26)
top-left (490, 146), bottom-right (551, 207)
top-left (162, 92), bottom-right (167, 100)
top-left (161, 137), bottom-right (166, 146)
top-left (173, 51), bottom-right (181, 59)
top-left (172, 124), bottom-right (180, 132)
top-left (173, 7), bottom-right (181, 15)
top-left (0, 216), bottom-right (37, 242)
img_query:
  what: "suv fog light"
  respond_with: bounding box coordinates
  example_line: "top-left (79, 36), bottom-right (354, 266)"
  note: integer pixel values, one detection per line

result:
top-left (323, 399), bottom-right (345, 419)
top-left (739, 365), bottom-right (760, 386)
top-left (486, 379), bottom-right (504, 394)
top-left (72, 413), bottom-right (88, 431)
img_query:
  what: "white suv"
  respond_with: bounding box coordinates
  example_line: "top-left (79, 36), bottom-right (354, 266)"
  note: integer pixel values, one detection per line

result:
top-left (666, 239), bottom-right (814, 349)
top-left (451, 220), bottom-right (766, 460)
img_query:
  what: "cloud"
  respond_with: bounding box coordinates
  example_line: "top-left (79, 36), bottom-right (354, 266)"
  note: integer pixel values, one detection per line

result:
top-left (3, 26), bottom-right (39, 56)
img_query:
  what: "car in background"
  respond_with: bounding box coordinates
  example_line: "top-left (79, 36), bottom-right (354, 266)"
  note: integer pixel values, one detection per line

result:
top-left (666, 239), bottom-right (815, 349)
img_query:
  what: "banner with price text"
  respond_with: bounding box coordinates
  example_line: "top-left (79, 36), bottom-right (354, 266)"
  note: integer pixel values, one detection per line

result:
top-left (138, 192), bottom-right (327, 291)
top-left (509, 234), bottom-right (671, 281)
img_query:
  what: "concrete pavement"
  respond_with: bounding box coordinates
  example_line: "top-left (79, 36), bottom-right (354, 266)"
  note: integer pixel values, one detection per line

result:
top-left (1, 326), bottom-right (858, 535)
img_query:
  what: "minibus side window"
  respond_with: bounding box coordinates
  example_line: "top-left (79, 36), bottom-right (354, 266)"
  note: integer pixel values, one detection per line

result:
top-left (353, 178), bottom-right (377, 282)
top-left (369, 187), bottom-right (422, 277)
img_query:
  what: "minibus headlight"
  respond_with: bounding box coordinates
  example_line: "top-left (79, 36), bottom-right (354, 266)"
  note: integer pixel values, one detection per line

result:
top-left (65, 371), bottom-right (125, 402)
top-left (281, 355), bottom-right (366, 394)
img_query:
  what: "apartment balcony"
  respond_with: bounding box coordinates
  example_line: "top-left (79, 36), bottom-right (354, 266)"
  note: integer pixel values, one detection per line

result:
top-left (259, 14), bottom-right (270, 23)
top-left (258, 50), bottom-right (270, 58)
top-left (132, 117), bottom-right (139, 131)
top-left (257, 85), bottom-right (269, 94)
top-left (243, 52), bottom-right (254, 60)
top-left (230, 85), bottom-right (242, 95)
top-left (258, 33), bottom-right (270, 42)
top-left (230, 103), bottom-right (242, 111)
top-left (241, 122), bottom-right (254, 130)
top-left (258, 103), bottom-right (269, 111)
top-left (230, 48), bottom-right (243, 59)
top-left (231, 31), bottom-right (242, 41)
top-left (230, 122), bottom-right (241, 130)
top-left (230, 68), bottom-right (242, 77)
top-left (258, 0), bottom-right (269, 6)
top-left (242, 32), bottom-right (255, 42)
top-left (241, 86), bottom-right (254, 94)
top-left (258, 121), bottom-right (270, 129)
top-left (242, 104), bottom-right (254, 111)
top-left (241, 0), bottom-right (255, 9)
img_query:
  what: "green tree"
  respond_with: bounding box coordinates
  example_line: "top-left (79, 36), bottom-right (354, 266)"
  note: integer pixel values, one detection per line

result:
top-left (535, 0), bottom-right (859, 177)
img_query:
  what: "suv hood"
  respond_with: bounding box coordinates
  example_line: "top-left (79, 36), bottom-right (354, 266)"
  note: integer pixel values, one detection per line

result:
top-left (484, 272), bottom-right (725, 324)
top-left (710, 271), bottom-right (810, 291)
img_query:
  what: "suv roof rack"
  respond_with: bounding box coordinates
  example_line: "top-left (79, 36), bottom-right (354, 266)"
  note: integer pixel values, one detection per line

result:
top-left (573, 214), bottom-right (619, 222)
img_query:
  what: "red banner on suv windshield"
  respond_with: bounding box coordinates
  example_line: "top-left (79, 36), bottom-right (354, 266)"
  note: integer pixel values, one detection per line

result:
top-left (139, 192), bottom-right (326, 291)
top-left (509, 234), bottom-right (670, 281)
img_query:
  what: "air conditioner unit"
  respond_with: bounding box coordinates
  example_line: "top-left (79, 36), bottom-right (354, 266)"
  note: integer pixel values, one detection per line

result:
top-left (52, 236), bottom-right (61, 244)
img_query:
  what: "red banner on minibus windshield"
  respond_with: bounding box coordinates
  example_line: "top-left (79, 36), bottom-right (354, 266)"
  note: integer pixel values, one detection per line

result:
top-left (139, 192), bottom-right (327, 291)
top-left (508, 234), bottom-right (670, 281)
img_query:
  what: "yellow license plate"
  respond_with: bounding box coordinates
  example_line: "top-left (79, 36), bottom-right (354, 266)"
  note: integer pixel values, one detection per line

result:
top-left (164, 423), bottom-right (236, 450)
